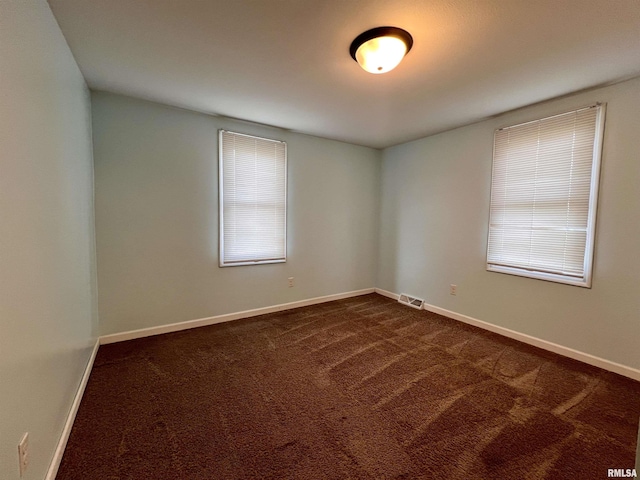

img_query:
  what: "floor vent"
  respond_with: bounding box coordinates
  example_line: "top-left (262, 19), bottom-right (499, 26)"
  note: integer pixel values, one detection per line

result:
top-left (398, 293), bottom-right (424, 310)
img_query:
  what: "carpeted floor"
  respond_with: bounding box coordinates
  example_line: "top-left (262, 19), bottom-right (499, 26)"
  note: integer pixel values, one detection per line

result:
top-left (57, 293), bottom-right (640, 479)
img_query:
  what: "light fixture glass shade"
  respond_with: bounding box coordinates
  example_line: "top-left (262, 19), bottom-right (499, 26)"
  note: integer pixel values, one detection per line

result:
top-left (350, 27), bottom-right (413, 74)
top-left (355, 36), bottom-right (407, 74)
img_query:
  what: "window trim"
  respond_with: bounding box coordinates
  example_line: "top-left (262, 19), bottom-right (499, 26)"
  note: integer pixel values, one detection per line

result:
top-left (218, 129), bottom-right (288, 267)
top-left (486, 103), bottom-right (606, 288)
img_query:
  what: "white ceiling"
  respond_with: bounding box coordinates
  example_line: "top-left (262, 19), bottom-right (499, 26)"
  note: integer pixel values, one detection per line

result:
top-left (47, 0), bottom-right (640, 149)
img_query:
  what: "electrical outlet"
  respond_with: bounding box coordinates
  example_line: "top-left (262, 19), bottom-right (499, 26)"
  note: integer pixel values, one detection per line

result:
top-left (288, 277), bottom-right (294, 288)
top-left (450, 284), bottom-right (457, 296)
top-left (18, 432), bottom-right (29, 477)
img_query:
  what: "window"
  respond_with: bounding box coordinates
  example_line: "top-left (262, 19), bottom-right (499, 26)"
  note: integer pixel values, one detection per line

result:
top-left (486, 104), bottom-right (605, 287)
top-left (219, 130), bottom-right (287, 266)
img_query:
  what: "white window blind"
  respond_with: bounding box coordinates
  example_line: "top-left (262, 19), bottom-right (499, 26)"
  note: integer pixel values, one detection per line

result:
top-left (487, 104), bottom-right (605, 287)
top-left (219, 130), bottom-right (287, 266)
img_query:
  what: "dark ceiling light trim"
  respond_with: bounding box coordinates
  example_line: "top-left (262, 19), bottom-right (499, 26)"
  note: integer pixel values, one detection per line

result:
top-left (349, 26), bottom-right (413, 60)
top-left (349, 26), bottom-right (413, 74)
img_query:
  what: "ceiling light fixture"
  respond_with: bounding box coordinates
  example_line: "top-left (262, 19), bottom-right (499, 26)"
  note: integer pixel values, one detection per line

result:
top-left (349, 26), bottom-right (413, 74)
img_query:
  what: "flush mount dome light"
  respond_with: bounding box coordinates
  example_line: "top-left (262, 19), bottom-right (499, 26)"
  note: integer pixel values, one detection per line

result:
top-left (350, 26), bottom-right (413, 74)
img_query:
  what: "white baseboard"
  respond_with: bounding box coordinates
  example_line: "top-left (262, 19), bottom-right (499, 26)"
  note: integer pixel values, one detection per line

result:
top-left (375, 288), bottom-right (640, 381)
top-left (100, 288), bottom-right (376, 345)
top-left (375, 288), bottom-right (400, 300)
top-left (46, 338), bottom-right (100, 480)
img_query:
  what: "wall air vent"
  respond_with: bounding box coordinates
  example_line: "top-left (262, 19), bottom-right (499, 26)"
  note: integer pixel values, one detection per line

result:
top-left (398, 293), bottom-right (424, 310)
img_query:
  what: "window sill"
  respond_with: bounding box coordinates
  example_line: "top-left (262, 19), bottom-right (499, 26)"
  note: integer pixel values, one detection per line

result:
top-left (219, 258), bottom-right (286, 267)
top-left (486, 264), bottom-right (591, 288)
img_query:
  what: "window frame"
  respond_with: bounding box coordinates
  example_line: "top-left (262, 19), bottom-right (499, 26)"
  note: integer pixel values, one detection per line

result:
top-left (486, 103), bottom-right (606, 288)
top-left (218, 129), bottom-right (288, 267)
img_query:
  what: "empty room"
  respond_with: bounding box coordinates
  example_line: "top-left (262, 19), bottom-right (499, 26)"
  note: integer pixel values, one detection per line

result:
top-left (2, 1), bottom-right (640, 479)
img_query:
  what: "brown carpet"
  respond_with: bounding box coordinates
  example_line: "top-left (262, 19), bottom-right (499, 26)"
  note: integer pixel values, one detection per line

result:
top-left (57, 293), bottom-right (640, 479)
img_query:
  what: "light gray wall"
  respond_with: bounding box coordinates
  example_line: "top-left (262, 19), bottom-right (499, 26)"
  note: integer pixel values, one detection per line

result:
top-left (92, 92), bottom-right (380, 336)
top-left (0, 2), bottom-right (97, 479)
top-left (378, 76), bottom-right (640, 371)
